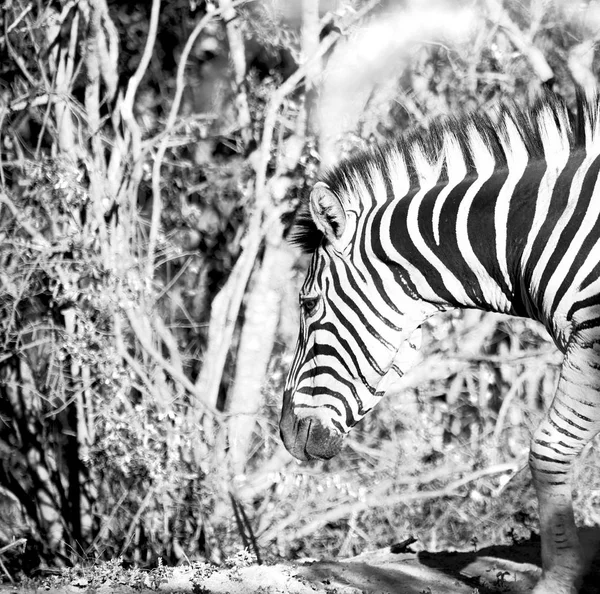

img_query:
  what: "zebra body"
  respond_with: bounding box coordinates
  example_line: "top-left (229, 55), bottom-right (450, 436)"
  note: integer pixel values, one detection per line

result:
top-left (280, 94), bottom-right (600, 594)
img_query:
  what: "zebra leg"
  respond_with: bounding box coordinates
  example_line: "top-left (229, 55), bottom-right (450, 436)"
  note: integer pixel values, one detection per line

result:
top-left (530, 334), bottom-right (600, 594)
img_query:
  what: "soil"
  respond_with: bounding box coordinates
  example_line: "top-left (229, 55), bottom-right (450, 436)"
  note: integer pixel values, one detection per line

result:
top-left (2, 528), bottom-right (600, 594)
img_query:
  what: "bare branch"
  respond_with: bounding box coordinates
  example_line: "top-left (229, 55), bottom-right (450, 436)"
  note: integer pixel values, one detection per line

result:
top-left (5, 4), bottom-right (33, 35)
top-left (121, 0), bottom-right (162, 164)
top-left (0, 538), bottom-right (27, 556)
top-left (47, 4), bottom-right (77, 157)
top-left (119, 487), bottom-right (155, 556)
top-left (83, 0), bottom-right (104, 162)
top-left (219, 0), bottom-right (252, 147)
top-left (123, 307), bottom-right (220, 417)
top-left (0, 194), bottom-right (50, 248)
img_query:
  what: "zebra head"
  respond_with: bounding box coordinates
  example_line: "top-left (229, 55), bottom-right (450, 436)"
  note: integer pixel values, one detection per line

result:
top-left (280, 179), bottom-right (434, 461)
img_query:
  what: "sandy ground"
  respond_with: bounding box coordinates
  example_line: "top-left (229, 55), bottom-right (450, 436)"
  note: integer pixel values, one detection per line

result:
top-left (3, 529), bottom-right (600, 594)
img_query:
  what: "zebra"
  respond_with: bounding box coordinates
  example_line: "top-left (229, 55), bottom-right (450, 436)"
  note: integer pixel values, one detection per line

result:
top-left (279, 92), bottom-right (600, 594)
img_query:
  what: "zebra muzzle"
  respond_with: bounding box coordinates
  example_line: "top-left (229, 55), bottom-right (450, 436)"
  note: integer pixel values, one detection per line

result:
top-left (280, 411), bottom-right (344, 461)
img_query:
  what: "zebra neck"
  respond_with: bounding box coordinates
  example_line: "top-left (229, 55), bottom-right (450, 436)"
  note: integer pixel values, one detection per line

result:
top-left (374, 155), bottom-right (556, 319)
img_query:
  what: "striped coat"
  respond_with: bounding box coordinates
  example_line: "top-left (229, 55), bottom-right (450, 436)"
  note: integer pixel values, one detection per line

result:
top-left (280, 93), bottom-right (600, 594)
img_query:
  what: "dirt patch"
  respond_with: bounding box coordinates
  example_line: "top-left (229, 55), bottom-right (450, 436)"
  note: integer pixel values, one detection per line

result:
top-left (297, 528), bottom-right (599, 593)
top-left (3, 529), bottom-right (600, 594)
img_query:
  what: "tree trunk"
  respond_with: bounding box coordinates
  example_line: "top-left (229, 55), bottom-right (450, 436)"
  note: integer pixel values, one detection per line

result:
top-left (227, 230), bottom-right (296, 475)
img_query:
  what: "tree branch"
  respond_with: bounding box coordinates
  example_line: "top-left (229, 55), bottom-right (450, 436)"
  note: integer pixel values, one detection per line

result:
top-left (121, 0), bottom-right (162, 162)
top-left (146, 0), bottom-right (251, 280)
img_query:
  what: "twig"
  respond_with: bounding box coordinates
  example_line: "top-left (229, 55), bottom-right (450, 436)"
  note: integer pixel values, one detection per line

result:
top-left (37, 9), bottom-right (80, 159)
top-left (453, 348), bottom-right (559, 364)
top-left (295, 462), bottom-right (519, 541)
top-left (0, 557), bottom-right (12, 583)
top-left (26, 2), bottom-right (52, 89)
top-left (258, 463), bottom-right (475, 542)
top-left (43, 384), bottom-right (89, 418)
top-left (9, 93), bottom-right (51, 112)
top-left (229, 493), bottom-right (262, 564)
top-left (492, 367), bottom-right (541, 446)
top-left (0, 194), bottom-right (50, 247)
top-left (119, 487), bottom-right (155, 556)
top-left (87, 490), bottom-right (129, 555)
top-left (5, 4), bottom-right (33, 35)
top-left (63, 7), bottom-right (80, 89)
top-left (35, 87), bottom-right (56, 160)
top-left (155, 257), bottom-right (192, 302)
top-left (141, 113), bottom-right (217, 152)
top-left (0, 538), bottom-right (27, 555)
top-left (123, 308), bottom-right (220, 417)
top-left (253, 25), bottom-right (343, 207)
top-left (261, 462), bottom-right (519, 544)
top-left (4, 16), bottom-right (37, 87)
top-left (0, 102), bottom-right (6, 188)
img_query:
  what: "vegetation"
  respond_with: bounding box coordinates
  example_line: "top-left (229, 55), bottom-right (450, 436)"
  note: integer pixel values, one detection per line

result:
top-left (1, 0), bottom-right (600, 583)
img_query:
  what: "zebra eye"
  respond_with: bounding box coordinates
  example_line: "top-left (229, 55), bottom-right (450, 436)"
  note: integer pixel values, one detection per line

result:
top-left (301, 295), bottom-right (319, 315)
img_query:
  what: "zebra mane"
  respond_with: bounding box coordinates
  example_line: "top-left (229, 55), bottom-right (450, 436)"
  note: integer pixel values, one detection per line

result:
top-left (290, 91), bottom-right (600, 254)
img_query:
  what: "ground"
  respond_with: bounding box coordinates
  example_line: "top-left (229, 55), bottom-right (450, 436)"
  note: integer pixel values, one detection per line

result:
top-left (3, 529), bottom-right (600, 594)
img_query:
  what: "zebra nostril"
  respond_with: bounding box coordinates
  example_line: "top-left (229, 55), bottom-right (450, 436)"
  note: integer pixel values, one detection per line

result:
top-left (304, 418), bottom-right (344, 460)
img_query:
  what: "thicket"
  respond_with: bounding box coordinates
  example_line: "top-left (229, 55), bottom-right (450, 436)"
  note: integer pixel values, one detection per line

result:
top-left (1, 0), bottom-right (600, 581)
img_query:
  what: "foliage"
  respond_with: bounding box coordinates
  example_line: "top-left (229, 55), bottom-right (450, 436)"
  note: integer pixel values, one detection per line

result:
top-left (0, 0), bottom-right (600, 583)
top-left (39, 556), bottom-right (172, 591)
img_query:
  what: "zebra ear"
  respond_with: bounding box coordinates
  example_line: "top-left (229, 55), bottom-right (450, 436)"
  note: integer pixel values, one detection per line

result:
top-left (309, 182), bottom-right (347, 245)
